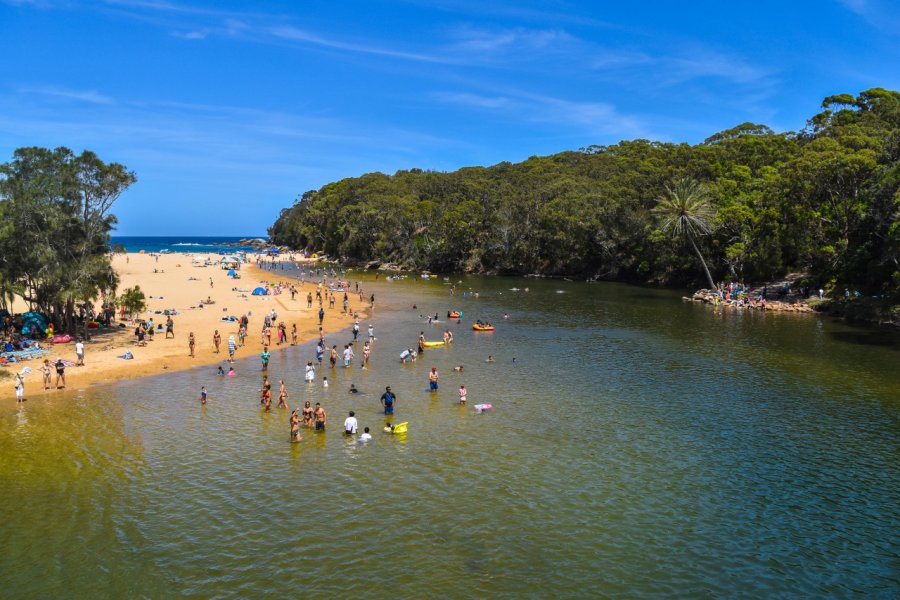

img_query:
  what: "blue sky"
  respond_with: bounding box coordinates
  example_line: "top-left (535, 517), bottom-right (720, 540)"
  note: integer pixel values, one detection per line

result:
top-left (1, 0), bottom-right (898, 236)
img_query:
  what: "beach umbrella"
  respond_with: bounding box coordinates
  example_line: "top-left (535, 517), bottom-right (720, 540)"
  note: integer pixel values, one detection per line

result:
top-left (252, 287), bottom-right (268, 296)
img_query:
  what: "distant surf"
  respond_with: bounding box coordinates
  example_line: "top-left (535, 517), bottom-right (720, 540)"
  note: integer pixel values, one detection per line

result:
top-left (110, 236), bottom-right (264, 253)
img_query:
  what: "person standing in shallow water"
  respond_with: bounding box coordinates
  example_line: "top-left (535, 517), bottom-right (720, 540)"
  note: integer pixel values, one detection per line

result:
top-left (381, 386), bottom-right (396, 415)
top-left (314, 402), bottom-right (327, 430)
top-left (429, 367), bottom-right (439, 392)
top-left (290, 409), bottom-right (301, 442)
top-left (302, 401), bottom-right (314, 427)
top-left (278, 379), bottom-right (288, 409)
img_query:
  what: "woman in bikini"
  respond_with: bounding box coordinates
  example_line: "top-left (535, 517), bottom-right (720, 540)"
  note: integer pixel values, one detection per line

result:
top-left (277, 379), bottom-right (288, 409)
top-left (302, 401), bottom-right (314, 427)
top-left (290, 409), bottom-right (301, 442)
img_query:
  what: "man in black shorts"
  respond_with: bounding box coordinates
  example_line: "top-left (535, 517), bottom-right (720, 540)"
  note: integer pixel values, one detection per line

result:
top-left (314, 402), bottom-right (327, 430)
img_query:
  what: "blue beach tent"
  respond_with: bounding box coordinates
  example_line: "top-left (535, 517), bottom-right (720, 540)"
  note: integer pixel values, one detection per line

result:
top-left (252, 287), bottom-right (268, 296)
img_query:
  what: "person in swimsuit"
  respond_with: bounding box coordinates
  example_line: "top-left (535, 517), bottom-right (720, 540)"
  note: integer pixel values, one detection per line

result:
top-left (290, 409), bottom-right (301, 442)
top-left (277, 380), bottom-right (288, 409)
top-left (41, 359), bottom-right (52, 390)
top-left (263, 385), bottom-right (272, 412)
top-left (363, 341), bottom-right (371, 368)
top-left (330, 345), bottom-right (338, 368)
top-left (54, 358), bottom-right (66, 389)
top-left (314, 402), bottom-right (326, 430)
top-left (188, 332), bottom-right (195, 357)
top-left (213, 330), bottom-right (221, 354)
top-left (261, 346), bottom-right (270, 371)
top-left (200, 386), bottom-right (207, 404)
top-left (458, 385), bottom-right (467, 405)
top-left (302, 401), bottom-right (314, 427)
top-left (428, 367), bottom-right (439, 392)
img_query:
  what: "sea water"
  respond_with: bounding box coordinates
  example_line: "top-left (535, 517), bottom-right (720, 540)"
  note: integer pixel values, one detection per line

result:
top-left (110, 236), bottom-right (264, 254)
top-left (1, 276), bottom-right (897, 597)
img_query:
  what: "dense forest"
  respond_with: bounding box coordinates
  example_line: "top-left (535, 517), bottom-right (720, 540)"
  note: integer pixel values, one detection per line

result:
top-left (0, 147), bottom-right (135, 331)
top-left (270, 89), bottom-right (900, 298)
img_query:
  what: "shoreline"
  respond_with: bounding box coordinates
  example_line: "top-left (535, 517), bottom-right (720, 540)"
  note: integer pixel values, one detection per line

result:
top-left (9, 253), bottom-right (373, 399)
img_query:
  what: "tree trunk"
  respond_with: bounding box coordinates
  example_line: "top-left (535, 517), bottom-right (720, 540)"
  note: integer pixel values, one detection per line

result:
top-left (687, 233), bottom-right (716, 291)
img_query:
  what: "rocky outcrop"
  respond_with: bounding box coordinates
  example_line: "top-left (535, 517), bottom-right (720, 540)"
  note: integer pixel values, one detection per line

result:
top-left (686, 289), bottom-right (816, 313)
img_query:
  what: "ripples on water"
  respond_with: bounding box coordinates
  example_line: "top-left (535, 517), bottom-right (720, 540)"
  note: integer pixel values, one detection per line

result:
top-left (1, 277), bottom-right (898, 598)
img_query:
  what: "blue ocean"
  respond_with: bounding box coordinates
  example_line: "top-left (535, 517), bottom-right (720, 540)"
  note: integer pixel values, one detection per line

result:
top-left (110, 236), bottom-right (265, 254)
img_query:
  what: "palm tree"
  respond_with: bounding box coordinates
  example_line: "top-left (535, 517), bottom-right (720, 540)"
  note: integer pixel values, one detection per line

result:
top-left (653, 178), bottom-right (717, 290)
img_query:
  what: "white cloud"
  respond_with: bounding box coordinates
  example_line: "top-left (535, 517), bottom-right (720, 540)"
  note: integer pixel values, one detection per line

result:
top-left (434, 87), bottom-right (646, 138)
top-left (269, 26), bottom-right (452, 64)
top-left (15, 85), bottom-right (115, 105)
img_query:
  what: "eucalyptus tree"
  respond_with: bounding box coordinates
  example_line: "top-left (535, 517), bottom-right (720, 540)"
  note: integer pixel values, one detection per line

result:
top-left (652, 178), bottom-right (718, 290)
top-left (0, 146), bottom-right (135, 329)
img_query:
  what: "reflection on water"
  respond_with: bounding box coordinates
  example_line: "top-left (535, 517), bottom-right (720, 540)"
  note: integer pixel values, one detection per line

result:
top-left (1, 277), bottom-right (898, 597)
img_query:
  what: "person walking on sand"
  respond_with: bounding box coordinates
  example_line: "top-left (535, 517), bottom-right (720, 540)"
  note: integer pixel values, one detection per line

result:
top-left (165, 316), bottom-right (174, 339)
top-left (213, 330), bottom-right (221, 354)
top-left (314, 402), bottom-right (327, 431)
top-left (54, 357), bottom-right (66, 389)
top-left (380, 386), bottom-right (396, 415)
top-left (429, 366), bottom-right (439, 392)
top-left (41, 359), bottom-right (52, 390)
top-left (189, 332), bottom-right (196, 357)
top-left (75, 339), bottom-right (85, 366)
top-left (228, 335), bottom-right (236, 361)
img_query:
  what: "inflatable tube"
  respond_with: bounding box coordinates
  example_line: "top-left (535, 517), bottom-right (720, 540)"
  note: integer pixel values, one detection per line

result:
top-left (392, 422), bottom-right (408, 434)
top-left (474, 403), bottom-right (493, 413)
top-left (87, 321), bottom-right (100, 329)
top-left (448, 311), bottom-right (460, 319)
top-left (422, 341), bottom-right (445, 348)
top-left (472, 324), bottom-right (495, 331)
top-left (52, 334), bottom-right (73, 344)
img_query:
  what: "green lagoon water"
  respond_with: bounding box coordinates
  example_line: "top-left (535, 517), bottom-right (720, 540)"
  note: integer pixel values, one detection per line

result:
top-left (2, 277), bottom-right (898, 598)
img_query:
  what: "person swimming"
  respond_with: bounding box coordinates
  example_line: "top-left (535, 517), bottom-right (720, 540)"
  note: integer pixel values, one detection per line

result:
top-left (217, 365), bottom-right (225, 375)
top-left (349, 383), bottom-right (361, 394)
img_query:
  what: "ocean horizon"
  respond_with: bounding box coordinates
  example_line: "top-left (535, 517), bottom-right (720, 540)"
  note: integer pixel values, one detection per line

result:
top-left (110, 235), bottom-right (268, 254)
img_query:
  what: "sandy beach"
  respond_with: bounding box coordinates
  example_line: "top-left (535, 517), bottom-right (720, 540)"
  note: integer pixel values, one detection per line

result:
top-left (10, 252), bottom-right (371, 397)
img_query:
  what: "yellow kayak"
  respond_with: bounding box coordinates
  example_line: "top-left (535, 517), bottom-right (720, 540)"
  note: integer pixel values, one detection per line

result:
top-left (422, 341), bottom-right (445, 348)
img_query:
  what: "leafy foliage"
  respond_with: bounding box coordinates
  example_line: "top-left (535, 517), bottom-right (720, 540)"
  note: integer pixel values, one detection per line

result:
top-left (118, 286), bottom-right (147, 319)
top-left (270, 89), bottom-right (900, 297)
top-left (0, 147), bottom-right (136, 327)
